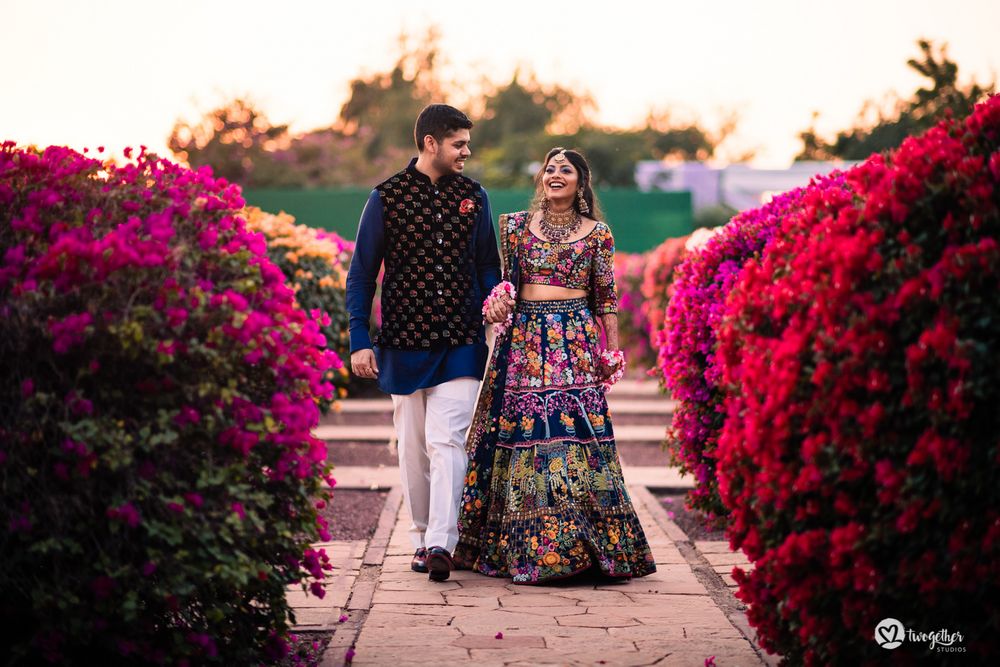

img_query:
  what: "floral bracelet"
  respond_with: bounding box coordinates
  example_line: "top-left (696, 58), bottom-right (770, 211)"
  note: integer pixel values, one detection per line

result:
top-left (600, 349), bottom-right (625, 390)
top-left (482, 281), bottom-right (516, 335)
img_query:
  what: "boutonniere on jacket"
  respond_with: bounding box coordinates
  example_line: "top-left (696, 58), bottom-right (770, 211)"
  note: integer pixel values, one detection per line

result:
top-left (459, 198), bottom-right (475, 214)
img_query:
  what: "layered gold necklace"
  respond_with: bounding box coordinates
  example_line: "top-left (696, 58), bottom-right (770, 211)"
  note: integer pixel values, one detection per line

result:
top-left (539, 200), bottom-right (582, 243)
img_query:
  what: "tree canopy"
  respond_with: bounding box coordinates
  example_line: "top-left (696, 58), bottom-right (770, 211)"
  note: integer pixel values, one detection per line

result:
top-left (168, 33), bottom-right (742, 188)
top-left (797, 39), bottom-right (995, 161)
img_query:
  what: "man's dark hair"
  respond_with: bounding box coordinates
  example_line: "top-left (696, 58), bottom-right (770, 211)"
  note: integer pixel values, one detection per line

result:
top-left (414, 104), bottom-right (473, 152)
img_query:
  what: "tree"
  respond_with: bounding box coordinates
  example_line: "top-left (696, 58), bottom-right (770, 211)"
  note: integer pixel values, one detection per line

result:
top-left (168, 98), bottom-right (292, 187)
top-left (338, 29), bottom-right (443, 158)
top-left (169, 31), bottom-right (445, 188)
top-left (465, 73), bottom-right (596, 186)
top-left (796, 39), bottom-right (995, 160)
top-left (166, 30), bottom-right (741, 189)
top-left (472, 74), bottom-right (730, 187)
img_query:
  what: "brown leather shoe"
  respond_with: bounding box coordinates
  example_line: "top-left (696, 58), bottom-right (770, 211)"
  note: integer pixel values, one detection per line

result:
top-left (426, 546), bottom-right (454, 582)
top-left (411, 548), bottom-right (428, 573)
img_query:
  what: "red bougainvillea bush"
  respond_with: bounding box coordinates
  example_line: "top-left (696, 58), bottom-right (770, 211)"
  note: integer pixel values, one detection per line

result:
top-left (717, 97), bottom-right (1000, 663)
top-left (0, 144), bottom-right (336, 664)
top-left (660, 176), bottom-right (846, 524)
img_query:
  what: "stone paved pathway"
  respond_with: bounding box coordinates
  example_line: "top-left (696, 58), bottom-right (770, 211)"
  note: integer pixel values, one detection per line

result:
top-left (291, 379), bottom-right (778, 666)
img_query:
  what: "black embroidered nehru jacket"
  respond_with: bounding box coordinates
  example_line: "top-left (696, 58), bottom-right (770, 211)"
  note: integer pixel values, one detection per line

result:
top-left (373, 164), bottom-right (485, 350)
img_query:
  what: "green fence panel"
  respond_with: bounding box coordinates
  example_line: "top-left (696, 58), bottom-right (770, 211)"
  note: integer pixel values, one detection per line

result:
top-left (242, 188), bottom-right (693, 253)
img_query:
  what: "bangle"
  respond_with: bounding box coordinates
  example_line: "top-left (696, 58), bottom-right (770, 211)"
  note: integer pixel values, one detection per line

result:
top-left (482, 281), bottom-right (516, 335)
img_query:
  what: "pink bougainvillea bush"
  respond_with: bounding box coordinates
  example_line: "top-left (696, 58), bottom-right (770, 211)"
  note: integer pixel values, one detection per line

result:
top-left (244, 207), bottom-right (350, 411)
top-left (717, 98), bottom-right (1000, 663)
top-left (642, 235), bottom-right (689, 378)
top-left (660, 177), bottom-right (845, 524)
top-left (0, 144), bottom-right (336, 664)
top-left (613, 251), bottom-right (657, 371)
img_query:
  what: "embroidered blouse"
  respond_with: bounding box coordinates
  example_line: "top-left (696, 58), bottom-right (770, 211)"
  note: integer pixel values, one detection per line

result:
top-left (513, 211), bottom-right (618, 316)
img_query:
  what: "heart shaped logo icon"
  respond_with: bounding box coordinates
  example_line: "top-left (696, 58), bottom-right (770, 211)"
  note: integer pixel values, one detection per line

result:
top-left (878, 626), bottom-right (898, 643)
top-left (875, 618), bottom-right (905, 649)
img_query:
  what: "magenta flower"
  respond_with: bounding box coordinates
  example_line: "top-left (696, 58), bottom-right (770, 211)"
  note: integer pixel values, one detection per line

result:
top-left (49, 312), bottom-right (93, 354)
top-left (107, 503), bottom-right (141, 528)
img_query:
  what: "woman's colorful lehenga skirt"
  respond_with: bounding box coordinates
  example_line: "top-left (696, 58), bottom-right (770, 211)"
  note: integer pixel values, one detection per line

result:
top-left (455, 298), bottom-right (656, 584)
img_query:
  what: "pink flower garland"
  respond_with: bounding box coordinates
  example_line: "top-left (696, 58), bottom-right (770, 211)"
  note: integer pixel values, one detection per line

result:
top-left (599, 349), bottom-right (625, 390)
top-left (482, 280), bottom-right (516, 335)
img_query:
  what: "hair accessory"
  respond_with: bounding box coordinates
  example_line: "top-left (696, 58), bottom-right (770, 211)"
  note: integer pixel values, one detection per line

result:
top-left (551, 150), bottom-right (568, 164)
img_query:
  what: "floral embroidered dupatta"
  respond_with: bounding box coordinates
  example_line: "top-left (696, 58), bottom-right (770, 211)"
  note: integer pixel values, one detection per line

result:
top-left (464, 211), bottom-right (528, 460)
top-left (455, 211), bottom-right (528, 563)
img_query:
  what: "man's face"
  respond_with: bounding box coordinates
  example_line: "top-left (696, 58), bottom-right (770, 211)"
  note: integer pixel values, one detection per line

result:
top-left (430, 129), bottom-right (471, 176)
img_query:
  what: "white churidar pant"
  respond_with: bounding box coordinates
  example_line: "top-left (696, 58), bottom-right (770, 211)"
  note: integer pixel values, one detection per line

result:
top-left (391, 377), bottom-right (479, 552)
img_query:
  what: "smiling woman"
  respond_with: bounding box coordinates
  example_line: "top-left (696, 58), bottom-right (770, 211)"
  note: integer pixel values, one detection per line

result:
top-left (455, 146), bottom-right (656, 585)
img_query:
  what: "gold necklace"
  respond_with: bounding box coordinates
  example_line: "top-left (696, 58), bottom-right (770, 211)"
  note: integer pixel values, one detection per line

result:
top-left (539, 202), bottom-right (582, 243)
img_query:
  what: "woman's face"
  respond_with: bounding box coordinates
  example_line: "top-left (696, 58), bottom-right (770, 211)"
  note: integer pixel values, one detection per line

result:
top-left (542, 152), bottom-right (579, 203)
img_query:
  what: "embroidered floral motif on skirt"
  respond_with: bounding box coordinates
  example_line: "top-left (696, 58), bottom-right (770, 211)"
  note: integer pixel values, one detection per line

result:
top-left (456, 298), bottom-right (656, 583)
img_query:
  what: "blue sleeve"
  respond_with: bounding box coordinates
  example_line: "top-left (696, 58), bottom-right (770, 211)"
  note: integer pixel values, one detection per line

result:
top-left (475, 186), bottom-right (501, 297)
top-left (346, 190), bottom-right (384, 352)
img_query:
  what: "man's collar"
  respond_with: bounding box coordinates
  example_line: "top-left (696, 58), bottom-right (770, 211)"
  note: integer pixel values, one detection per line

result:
top-left (406, 157), bottom-right (456, 186)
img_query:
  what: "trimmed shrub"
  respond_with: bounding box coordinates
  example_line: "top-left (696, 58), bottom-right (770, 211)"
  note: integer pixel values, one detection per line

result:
top-left (243, 207), bottom-right (351, 411)
top-left (660, 177), bottom-right (845, 524)
top-left (717, 98), bottom-right (1000, 662)
top-left (693, 203), bottom-right (738, 229)
top-left (0, 144), bottom-right (336, 664)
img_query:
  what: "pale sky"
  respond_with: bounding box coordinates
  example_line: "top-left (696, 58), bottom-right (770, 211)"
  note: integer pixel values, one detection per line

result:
top-left (2, 0), bottom-right (999, 167)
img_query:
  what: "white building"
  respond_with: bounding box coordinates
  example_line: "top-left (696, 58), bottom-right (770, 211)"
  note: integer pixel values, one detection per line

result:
top-left (635, 160), bottom-right (860, 211)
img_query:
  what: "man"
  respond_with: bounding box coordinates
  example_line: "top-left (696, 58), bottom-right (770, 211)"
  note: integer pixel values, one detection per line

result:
top-left (346, 104), bottom-right (508, 582)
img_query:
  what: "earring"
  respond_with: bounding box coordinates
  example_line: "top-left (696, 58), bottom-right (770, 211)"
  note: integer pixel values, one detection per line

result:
top-left (576, 188), bottom-right (590, 215)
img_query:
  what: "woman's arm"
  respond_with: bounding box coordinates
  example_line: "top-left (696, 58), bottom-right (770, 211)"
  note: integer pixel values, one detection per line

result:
top-left (601, 313), bottom-right (620, 351)
top-left (590, 222), bottom-right (619, 349)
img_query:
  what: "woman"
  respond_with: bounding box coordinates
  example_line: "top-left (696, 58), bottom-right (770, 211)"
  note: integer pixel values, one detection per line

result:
top-left (454, 147), bottom-right (656, 584)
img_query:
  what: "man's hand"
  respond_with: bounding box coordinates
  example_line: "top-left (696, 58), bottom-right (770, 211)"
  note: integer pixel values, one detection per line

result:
top-left (484, 294), bottom-right (514, 324)
top-left (351, 349), bottom-right (379, 379)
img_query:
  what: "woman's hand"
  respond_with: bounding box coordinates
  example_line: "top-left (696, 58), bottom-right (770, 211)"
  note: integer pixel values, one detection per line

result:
top-left (483, 281), bottom-right (517, 330)
top-left (598, 349), bottom-right (625, 389)
top-left (485, 294), bottom-right (514, 323)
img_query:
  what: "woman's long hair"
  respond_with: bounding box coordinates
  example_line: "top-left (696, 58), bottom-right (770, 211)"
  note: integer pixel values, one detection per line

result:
top-left (529, 147), bottom-right (605, 223)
